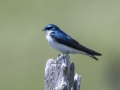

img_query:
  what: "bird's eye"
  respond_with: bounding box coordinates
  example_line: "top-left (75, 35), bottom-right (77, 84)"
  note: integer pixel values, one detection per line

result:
top-left (46, 27), bottom-right (52, 30)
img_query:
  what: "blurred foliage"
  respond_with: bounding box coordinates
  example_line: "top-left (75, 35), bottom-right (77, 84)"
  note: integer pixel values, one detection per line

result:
top-left (0, 0), bottom-right (120, 90)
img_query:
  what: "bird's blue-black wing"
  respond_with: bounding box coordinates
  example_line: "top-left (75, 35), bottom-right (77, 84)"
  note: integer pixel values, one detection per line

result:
top-left (50, 31), bottom-right (101, 56)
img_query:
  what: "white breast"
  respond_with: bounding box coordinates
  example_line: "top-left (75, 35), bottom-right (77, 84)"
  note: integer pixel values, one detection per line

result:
top-left (46, 31), bottom-right (87, 55)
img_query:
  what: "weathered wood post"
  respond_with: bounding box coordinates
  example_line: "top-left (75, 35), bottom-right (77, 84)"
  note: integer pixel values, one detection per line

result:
top-left (44, 54), bottom-right (81, 90)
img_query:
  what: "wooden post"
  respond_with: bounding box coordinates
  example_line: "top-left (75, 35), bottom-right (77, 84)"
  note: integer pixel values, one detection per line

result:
top-left (44, 54), bottom-right (81, 90)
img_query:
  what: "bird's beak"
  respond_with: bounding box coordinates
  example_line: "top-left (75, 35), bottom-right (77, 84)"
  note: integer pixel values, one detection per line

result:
top-left (42, 29), bottom-right (45, 31)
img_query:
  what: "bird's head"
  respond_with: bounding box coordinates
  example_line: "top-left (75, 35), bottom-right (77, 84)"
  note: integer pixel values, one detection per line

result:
top-left (42, 24), bottom-right (60, 32)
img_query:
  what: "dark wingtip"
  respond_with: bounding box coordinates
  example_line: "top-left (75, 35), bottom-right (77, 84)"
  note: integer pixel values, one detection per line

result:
top-left (96, 53), bottom-right (102, 56)
top-left (93, 51), bottom-right (102, 56)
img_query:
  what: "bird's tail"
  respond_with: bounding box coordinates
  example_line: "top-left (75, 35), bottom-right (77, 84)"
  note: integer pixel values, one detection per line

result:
top-left (89, 52), bottom-right (102, 61)
top-left (88, 49), bottom-right (102, 60)
top-left (89, 55), bottom-right (99, 61)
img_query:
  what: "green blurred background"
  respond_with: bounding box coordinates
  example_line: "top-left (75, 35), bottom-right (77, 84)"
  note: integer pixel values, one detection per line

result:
top-left (0, 0), bottom-right (120, 90)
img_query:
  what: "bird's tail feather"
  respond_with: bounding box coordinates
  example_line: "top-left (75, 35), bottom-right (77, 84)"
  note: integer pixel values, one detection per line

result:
top-left (89, 55), bottom-right (98, 61)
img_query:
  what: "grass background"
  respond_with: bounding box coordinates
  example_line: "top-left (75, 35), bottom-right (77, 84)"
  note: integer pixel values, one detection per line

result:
top-left (0, 0), bottom-right (120, 90)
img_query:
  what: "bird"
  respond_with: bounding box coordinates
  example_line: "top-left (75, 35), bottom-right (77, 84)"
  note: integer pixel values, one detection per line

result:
top-left (42, 24), bottom-right (102, 60)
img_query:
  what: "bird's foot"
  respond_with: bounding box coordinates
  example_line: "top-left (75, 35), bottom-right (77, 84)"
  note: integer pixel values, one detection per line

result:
top-left (58, 54), bottom-right (61, 57)
top-left (58, 52), bottom-right (69, 58)
top-left (63, 52), bottom-right (69, 58)
top-left (58, 54), bottom-right (65, 57)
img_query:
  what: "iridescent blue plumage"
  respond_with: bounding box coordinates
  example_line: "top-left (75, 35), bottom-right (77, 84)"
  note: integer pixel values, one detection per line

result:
top-left (43, 24), bottom-right (102, 60)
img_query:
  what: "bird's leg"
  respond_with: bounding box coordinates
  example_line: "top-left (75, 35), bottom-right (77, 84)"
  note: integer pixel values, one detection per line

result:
top-left (58, 52), bottom-right (69, 58)
top-left (62, 53), bottom-right (65, 58)
top-left (59, 53), bottom-right (65, 58)
top-left (64, 51), bottom-right (69, 58)
top-left (62, 52), bottom-right (69, 62)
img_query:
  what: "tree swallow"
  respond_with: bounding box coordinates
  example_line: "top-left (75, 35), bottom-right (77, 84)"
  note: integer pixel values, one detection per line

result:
top-left (42, 24), bottom-right (102, 60)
